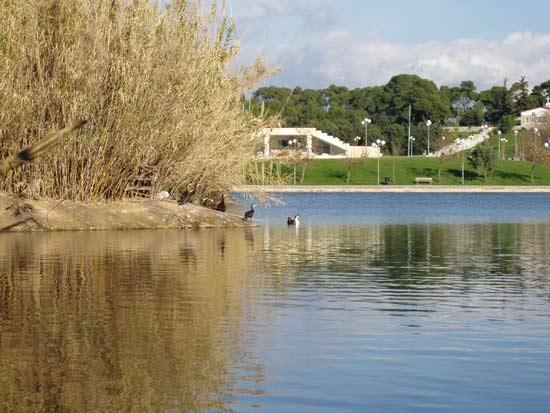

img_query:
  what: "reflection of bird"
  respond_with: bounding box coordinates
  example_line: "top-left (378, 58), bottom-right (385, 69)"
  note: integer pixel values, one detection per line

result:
top-left (243, 204), bottom-right (258, 221)
top-left (244, 227), bottom-right (255, 248)
top-left (217, 234), bottom-right (226, 256)
top-left (179, 246), bottom-right (197, 269)
top-left (287, 215), bottom-right (300, 226)
top-left (215, 194), bottom-right (226, 212)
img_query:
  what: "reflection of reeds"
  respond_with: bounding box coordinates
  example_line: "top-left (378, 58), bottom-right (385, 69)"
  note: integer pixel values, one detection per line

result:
top-left (0, 1), bottom-right (274, 201)
top-left (0, 230), bottom-right (263, 411)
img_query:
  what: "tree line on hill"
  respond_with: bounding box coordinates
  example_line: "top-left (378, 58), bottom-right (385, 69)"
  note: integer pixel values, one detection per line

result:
top-left (250, 74), bottom-right (550, 155)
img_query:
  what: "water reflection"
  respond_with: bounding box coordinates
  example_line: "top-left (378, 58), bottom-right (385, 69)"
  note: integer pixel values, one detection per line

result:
top-left (0, 230), bottom-right (261, 412)
top-left (0, 221), bottom-right (550, 412)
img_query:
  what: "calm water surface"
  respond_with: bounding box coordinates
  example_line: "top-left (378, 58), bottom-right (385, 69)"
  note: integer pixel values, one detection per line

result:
top-left (1, 194), bottom-right (550, 412)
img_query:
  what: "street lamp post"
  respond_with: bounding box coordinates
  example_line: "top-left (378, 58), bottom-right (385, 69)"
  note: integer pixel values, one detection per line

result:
top-left (408, 136), bottom-right (415, 156)
top-left (372, 139), bottom-right (386, 185)
top-left (361, 118), bottom-right (372, 147)
top-left (514, 130), bottom-right (519, 159)
top-left (497, 130), bottom-right (502, 160)
top-left (455, 138), bottom-right (465, 185)
top-left (500, 138), bottom-right (508, 160)
top-left (426, 120), bottom-right (432, 155)
top-left (482, 124), bottom-right (489, 143)
top-left (288, 139), bottom-right (298, 184)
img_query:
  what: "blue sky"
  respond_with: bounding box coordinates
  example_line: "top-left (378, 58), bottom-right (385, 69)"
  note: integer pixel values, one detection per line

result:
top-left (226, 0), bottom-right (550, 90)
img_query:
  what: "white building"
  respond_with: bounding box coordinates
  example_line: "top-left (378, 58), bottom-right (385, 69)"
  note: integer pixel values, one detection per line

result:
top-left (521, 97), bottom-right (550, 129)
top-left (261, 128), bottom-right (380, 159)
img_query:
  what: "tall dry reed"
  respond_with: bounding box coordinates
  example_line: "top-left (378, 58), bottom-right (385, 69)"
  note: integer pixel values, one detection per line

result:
top-left (0, 0), bottom-right (273, 201)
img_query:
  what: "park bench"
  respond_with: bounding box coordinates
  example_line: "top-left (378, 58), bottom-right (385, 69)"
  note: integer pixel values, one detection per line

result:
top-left (415, 177), bottom-right (433, 185)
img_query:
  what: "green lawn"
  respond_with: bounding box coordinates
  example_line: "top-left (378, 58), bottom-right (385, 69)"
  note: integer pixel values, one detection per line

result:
top-left (265, 156), bottom-right (550, 186)
top-left (485, 131), bottom-right (520, 160)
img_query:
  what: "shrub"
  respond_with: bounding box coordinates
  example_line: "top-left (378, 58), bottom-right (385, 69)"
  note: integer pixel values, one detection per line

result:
top-left (0, 0), bottom-right (273, 201)
top-left (468, 142), bottom-right (497, 182)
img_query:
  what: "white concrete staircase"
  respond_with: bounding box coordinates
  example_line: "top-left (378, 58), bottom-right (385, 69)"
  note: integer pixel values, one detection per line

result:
top-left (263, 127), bottom-right (378, 158)
top-left (313, 130), bottom-right (350, 152)
top-left (434, 129), bottom-right (492, 156)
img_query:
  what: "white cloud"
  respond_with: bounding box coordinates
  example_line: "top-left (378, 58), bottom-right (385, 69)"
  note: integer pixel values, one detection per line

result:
top-left (236, 0), bottom-right (285, 21)
top-left (291, 0), bottom-right (341, 31)
top-left (233, 0), bottom-right (339, 41)
top-left (247, 31), bottom-right (550, 90)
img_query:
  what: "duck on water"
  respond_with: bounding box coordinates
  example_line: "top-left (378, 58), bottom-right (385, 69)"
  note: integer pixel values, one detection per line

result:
top-left (287, 215), bottom-right (300, 226)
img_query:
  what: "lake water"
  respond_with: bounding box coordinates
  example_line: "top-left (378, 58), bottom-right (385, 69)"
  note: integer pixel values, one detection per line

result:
top-left (1, 193), bottom-right (550, 412)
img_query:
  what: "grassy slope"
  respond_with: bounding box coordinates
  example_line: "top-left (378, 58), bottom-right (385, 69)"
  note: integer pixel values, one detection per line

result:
top-left (262, 130), bottom-right (550, 186)
top-left (289, 156), bottom-right (550, 186)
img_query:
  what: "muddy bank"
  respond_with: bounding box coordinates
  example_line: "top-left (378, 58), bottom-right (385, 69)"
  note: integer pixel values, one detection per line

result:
top-left (0, 193), bottom-right (250, 232)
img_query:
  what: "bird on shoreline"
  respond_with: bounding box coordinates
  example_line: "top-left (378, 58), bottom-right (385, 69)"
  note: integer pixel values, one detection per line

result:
top-left (287, 215), bottom-right (300, 226)
top-left (243, 204), bottom-right (258, 221)
top-left (178, 184), bottom-right (195, 205)
top-left (201, 197), bottom-right (214, 207)
top-left (215, 194), bottom-right (226, 212)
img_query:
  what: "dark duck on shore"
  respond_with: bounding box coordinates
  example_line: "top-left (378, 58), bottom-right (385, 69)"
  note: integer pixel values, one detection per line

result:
top-left (215, 194), bottom-right (226, 213)
top-left (243, 204), bottom-right (258, 221)
top-left (178, 184), bottom-right (195, 205)
top-left (287, 215), bottom-right (300, 226)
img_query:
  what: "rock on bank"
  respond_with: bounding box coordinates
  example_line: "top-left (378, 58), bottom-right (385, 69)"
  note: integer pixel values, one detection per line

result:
top-left (0, 193), bottom-right (249, 232)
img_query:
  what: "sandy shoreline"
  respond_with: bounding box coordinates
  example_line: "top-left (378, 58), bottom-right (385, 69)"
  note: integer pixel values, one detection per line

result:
top-left (0, 193), bottom-right (251, 232)
top-left (234, 185), bottom-right (550, 193)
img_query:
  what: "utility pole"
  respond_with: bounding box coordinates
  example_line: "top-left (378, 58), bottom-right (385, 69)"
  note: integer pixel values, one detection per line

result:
top-left (407, 104), bottom-right (412, 156)
top-left (426, 120), bottom-right (432, 155)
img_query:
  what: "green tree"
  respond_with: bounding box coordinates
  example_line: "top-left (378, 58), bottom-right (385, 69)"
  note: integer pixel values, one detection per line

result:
top-left (460, 102), bottom-right (484, 126)
top-left (531, 80), bottom-right (550, 106)
top-left (511, 76), bottom-right (531, 113)
top-left (498, 115), bottom-right (516, 134)
top-left (382, 74), bottom-right (451, 124)
top-left (468, 143), bottom-right (498, 182)
top-left (479, 80), bottom-right (514, 124)
top-left (451, 80), bottom-right (478, 124)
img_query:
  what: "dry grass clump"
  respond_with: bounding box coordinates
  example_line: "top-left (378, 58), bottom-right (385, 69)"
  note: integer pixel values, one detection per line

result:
top-left (0, 0), bottom-right (273, 201)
